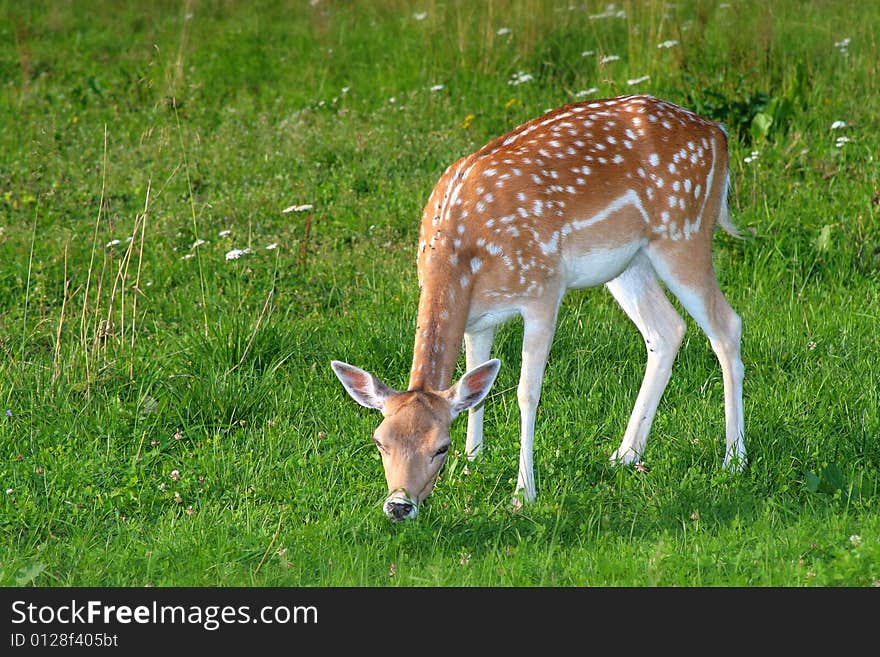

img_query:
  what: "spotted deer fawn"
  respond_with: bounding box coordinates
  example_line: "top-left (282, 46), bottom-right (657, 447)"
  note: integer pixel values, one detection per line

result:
top-left (332, 95), bottom-right (745, 521)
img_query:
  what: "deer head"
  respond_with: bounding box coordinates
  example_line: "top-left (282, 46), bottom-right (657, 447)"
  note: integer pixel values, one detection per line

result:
top-left (331, 358), bottom-right (501, 521)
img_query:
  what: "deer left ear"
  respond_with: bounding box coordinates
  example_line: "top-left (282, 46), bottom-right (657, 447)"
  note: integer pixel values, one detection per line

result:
top-left (331, 360), bottom-right (397, 412)
top-left (443, 359), bottom-right (501, 417)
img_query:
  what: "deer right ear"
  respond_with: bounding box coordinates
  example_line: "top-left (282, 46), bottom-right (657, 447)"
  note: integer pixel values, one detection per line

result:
top-left (331, 361), bottom-right (397, 412)
top-left (443, 358), bottom-right (502, 417)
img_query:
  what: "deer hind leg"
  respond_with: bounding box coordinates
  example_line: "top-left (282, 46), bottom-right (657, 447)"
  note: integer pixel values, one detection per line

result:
top-left (647, 244), bottom-right (746, 471)
top-left (515, 299), bottom-right (562, 503)
top-left (606, 254), bottom-right (687, 466)
top-left (464, 327), bottom-right (496, 459)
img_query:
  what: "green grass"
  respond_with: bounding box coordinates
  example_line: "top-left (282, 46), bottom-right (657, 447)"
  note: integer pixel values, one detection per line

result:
top-left (1, 0), bottom-right (878, 587)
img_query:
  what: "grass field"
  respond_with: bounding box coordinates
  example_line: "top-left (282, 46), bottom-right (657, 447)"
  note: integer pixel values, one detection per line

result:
top-left (1, 0), bottom-right (878, 587)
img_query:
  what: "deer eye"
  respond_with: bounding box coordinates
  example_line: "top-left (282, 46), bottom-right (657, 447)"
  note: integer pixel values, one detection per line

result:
top-left (433, 444), bottom-right (450, 458)
top-left (373, 438), bottom-right (386, 453)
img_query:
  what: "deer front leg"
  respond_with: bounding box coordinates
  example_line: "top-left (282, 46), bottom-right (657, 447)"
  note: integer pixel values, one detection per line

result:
top-left (464, 328), bottom-right (496, 459)
top-left (515, 303), bottom-right (560, 503)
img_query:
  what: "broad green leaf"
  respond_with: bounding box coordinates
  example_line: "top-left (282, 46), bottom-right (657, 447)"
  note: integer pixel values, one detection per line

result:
top-left (816, 224), bottom-right (835, 252)
top-left (750, 112), bottom-right (773, 142)
top-left (15, 563), bottom-right (46, 586)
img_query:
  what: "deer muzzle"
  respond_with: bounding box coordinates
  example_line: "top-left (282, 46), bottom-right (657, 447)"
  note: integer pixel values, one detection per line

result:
top-left (383, 489), bottom-right (418, 522)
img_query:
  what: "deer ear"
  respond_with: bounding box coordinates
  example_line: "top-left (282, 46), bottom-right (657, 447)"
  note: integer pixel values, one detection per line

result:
top-left (331, 361), bottom-right (397, 412)
top-left (443, 359), bottom-right (501, 417)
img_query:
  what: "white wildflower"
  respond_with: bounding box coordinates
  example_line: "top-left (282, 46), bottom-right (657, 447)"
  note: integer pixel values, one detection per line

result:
top-left (430, 84), bottom-right (444, 92)
top-left (627, 75), bottom-right (650, 86)
top-left (413, 11), bottom-right (427, 21)
top-left (581, 50), bottom-right (595, 57)
top-left (835, 136), bottom-right (851, 148)
top-left (657, 40), bottom-right (679, 49)
top-left (265, 243), bottom-right (279, 250)
top-left (5, 488), bottom-right (12, 495)
top-left (744, 150), bottom-right (759, 164)
top-left (225, 248), bottom-right (252, 261)
top-left (497, 27), bottom-right (511, 36)
top-left (575, 88), bottom-right (599, 97)
top-left (181, 253), bottom-right (194, 261)
top-left (218, 229), bottom-right (232, 238)
top-left (282, 204), bottom-right (313, 213)
top-left (508, 71), bottom-right (534, 86)
top-left (191, 238), bottom-right (206, 249)
top-left (341, 86), bottom-right (350, 94)
top-left (589, 4), bottom-right (626, 20)
top-left (106, 239), bottom-right (121, 247)
top-left (849, 534), bottom-right (862, 548)
top-left (600, 54), bottom-right (620, 64)
top-left (830, 121), bottom-right (846, 130)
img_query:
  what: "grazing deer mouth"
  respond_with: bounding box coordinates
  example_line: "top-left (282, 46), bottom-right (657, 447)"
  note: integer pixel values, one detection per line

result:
top-left (383, 490), bottom-right (418, 522)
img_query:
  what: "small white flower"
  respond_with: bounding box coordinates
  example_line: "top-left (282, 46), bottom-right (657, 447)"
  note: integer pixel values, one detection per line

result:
top-left (191, 238), bottom-right (206, 248)
top-left (627, 75), bottom-right (650, 86)
top-left (265, 243), bottom-right (279, 250)
top-left (575, 88), bottom-right (599, 97)
top-left (657, 40), bottom-right (679, 49)
top-left (744, 150), bottom-right (760, 164)
top-left (508, 71), bottom-right (534, 86)
top-left (834, 37), bottom-right (851, 49)
top-left (581, 50), bottom-right (595, 57)
top-left (388, 97), bottom-right (396, 103)
top-left (181, 253), bottom-right (194, 261)
top-left (225, 248), bottom-right (252, 261)
top-left (835, 136), bottom-right (851, 147)
top-left (600, 54), bottom-right (620, 64)
top-left (849, 534), bottom-right (862, 548)
top-left (497, 27), bottom-right (511, 36)
top-left (413, 11), bottom-right (427, 20)
top-left (830, 120), bottom-right (846, 130)
top-left (170, 469), bottom-right (180, 482)
top-left (430, 84), bottom-right (444, 92)
top-left (282, 204), bottom-right (313, 213)
top-left (5, 488), bottom-right (12, 495)
top-left (106, 239), bottom-right (121, 247)
top-left (590, 5), bottom-right (626, 20)
top-left (218, 229), bottom-right (232, 238)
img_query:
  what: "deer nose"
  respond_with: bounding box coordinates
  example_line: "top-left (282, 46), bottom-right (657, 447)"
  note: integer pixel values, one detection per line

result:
top-left (387, 500), bottom-right (415, 521)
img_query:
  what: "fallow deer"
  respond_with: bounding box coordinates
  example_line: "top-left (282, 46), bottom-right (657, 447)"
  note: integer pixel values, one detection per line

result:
top-left (332, 95), bottom-right (745, 521)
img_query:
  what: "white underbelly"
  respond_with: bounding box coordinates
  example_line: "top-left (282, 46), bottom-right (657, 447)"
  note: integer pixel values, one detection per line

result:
top-left (562, 241), bottom-right (644, 289)
top-left (465, 302), bottom-right (521, 333)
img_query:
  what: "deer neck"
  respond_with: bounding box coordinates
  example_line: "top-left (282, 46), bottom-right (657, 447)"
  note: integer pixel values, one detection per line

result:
top-left (408, 249), bottom-right (472, 392)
